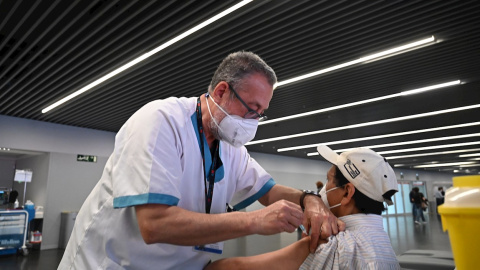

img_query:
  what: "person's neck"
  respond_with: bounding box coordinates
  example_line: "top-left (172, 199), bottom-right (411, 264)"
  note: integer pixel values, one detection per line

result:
top-left (200, 94), bottom-right (216, 148)
top-left (334, 204), bottom-right (361, 217)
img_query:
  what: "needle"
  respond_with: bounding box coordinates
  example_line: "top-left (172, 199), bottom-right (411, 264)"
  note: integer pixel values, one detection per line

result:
top-left (299, 224), bottom-right (308, 235)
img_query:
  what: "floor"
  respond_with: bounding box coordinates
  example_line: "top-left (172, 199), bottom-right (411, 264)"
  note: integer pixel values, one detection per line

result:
top-left (0, 213), bottom-right (451, 269)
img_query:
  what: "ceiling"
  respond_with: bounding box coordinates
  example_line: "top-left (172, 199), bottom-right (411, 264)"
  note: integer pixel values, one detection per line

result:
top-left (1, 0), bottom-right (479, 174)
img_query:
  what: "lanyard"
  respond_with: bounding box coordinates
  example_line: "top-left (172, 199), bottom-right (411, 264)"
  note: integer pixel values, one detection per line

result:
top-left (196, 97), bottom-right (220, 214)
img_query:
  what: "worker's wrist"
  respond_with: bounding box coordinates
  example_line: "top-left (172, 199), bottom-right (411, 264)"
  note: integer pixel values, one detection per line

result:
top-left (300, 190), bottom-right (321, 211)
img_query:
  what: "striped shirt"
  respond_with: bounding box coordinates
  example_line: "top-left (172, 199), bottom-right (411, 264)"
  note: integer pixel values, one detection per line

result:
top-left (300, 214), bottom-right (400, 270)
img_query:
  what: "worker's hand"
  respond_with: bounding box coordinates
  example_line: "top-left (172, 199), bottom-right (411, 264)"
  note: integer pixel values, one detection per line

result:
top-left (249, 200), bottom-right (304, 235)
top-left (302, 195), bottom-right (345, 253)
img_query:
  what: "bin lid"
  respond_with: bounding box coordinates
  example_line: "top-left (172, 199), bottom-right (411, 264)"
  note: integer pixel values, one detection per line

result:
top-left (453, 175), bottom-right (480, 187)
top-left (441, 175), bottom-right (480, 208)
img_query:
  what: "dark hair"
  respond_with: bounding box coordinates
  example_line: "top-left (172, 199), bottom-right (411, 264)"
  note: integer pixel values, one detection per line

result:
top-left (8, 190), bottom-right (18, 203)
top-left (334, 167), bottom-right (385, 215)
top-left (316, 181), bottom-right (324, 189)
top-left (208, 51), bottom-right (277, 97)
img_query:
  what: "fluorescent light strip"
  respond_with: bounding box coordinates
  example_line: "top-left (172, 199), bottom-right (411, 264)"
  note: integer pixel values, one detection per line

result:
top-left (459, 164), bottom-right (480, 168)
top-left (459, 153), bottom-right (480, 157)
top-left (332, 133), bottom-right (480, 152)
top-left (385, 148), bottom-right (480, 160)
top-left (41, 0), bottom-right (254, 113)
top-left (262, 80), bottom-right (459, 126)
top-left (274, 36), bottom-right (435, 88)
top-left (307, 141), bottom-right (480, 156)
top-left (247, 103), bottom-right (480, 146)
top-left (469, 158), bottom-right (480, 161)
top-left (277, 121), bottom-right (478, 152)
top-left (413, 162), bottom-right (476, 168)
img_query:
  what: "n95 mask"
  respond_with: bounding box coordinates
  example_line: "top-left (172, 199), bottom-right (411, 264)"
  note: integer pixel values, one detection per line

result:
top-left (206, 94), bottom-right (258, 148)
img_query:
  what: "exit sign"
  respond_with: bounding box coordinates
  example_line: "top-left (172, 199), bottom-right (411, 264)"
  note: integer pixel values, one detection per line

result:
top-left (77, 155), bottom-right (97, 163)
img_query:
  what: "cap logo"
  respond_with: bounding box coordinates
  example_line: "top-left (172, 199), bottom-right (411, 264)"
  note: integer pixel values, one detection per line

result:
top-left (344, 159), bottom-right (360, 179)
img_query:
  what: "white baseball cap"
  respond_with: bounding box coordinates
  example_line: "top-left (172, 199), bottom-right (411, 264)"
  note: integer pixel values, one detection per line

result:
top-left (317, 145), bottom-right (398, 205)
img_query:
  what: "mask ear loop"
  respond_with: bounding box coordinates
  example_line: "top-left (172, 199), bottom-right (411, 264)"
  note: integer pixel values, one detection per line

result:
top-left (205, 93), bottom-right (223, 130)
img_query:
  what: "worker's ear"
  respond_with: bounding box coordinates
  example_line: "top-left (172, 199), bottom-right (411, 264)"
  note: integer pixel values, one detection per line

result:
top-left (341, 183), bottom-right (355, 204)
top-left (212, 81), bottom-right (229, 100)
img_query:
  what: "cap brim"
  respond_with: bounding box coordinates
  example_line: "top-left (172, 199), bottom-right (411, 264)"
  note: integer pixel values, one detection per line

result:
top-left (317, 145), bottom-right (339, 165)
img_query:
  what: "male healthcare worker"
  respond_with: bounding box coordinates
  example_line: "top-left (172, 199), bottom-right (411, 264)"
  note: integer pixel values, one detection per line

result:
top-left (58, 51), bottom-right (344, 270)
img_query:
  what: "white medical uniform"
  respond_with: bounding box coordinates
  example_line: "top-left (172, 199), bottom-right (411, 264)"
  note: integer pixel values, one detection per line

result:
top-left (58, 97), bottom-right (275, 270)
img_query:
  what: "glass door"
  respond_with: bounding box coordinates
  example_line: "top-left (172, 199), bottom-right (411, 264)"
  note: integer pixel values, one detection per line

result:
top-left (384, 181), bottom-right (426, 216)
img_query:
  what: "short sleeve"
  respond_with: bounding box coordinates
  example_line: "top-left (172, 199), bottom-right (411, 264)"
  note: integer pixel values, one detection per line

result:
top-left (112, 100), bottom-right (185, 208)
top-left (230, 147), bottom-right (275, 210)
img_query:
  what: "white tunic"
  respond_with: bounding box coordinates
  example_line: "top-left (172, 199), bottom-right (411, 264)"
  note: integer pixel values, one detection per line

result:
top-left (58, 97), bottom-right (274, 270)
top-left (300, 214), bottom-right (400, 270)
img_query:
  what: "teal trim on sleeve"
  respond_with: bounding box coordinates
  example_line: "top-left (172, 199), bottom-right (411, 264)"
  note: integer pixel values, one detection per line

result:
top-left (113, 193), bottom-right (179, 208)
top-left (233, 178), bottom-right (276, 210)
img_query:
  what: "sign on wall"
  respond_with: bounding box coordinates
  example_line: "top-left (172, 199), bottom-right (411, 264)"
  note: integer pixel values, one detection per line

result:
top-left (77, 155), bottom-right (97, 163)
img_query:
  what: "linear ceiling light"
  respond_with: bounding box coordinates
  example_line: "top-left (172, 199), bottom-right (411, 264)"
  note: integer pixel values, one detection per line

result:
top-left (41, 0), bottom-right (254, 113)
top-left (459, 153), bottom-right (480, 157)
top-left (307, 141), bottom-right (480, 156)
top-left (273, 36), bottom-right (435, 89)
top-left (277, 121), bottom-right (478, 152)
top-left (385, 148), bottom-right (480, 160)
top-left (262, 80), bottom-right (459, 126)
top-left (307, 134), bottom-right (480, 155)
top-left (331, 133), bottom-right (480, 153)
top-left (413, 162), bottom-right (476, 168)
top-left (458, 164), bottom-right (480, 168)
top-left (247, 103), bottom-right (480, 146)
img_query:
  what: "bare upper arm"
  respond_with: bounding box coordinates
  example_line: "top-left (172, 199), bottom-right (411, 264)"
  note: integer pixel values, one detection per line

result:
top-left (135, 204), bottom-right (171, 244)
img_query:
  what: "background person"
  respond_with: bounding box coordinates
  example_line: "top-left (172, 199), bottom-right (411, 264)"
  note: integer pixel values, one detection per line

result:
top-left (412, 187), bottom-right (427, 224)
top-left (434, 187), bottom-right (445, 214)
top-left (206, 146), bottom-right (400, 270)
top-left (409, 187), bottom-right (417, 222)
top-left (59, 51), bottom-right (343, 270)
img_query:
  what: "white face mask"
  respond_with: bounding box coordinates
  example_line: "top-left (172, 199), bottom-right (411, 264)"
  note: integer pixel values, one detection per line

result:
top-left (206, 94), bottom-right (259, 148)
top-left (319, 185), bottom-right (343, 209)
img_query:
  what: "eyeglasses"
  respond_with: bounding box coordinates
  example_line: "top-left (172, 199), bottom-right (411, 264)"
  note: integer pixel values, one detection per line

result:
top-left (228, 83), bottom-right (268, 121)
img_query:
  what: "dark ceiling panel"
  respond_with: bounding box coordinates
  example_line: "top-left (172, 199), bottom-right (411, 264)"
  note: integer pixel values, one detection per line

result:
top-left (1, 0), bottom-right (479, 174)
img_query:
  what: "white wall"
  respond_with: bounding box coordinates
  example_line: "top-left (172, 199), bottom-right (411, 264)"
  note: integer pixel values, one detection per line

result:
top-left (0, 115), bottom-right (115, 156)
top-left (0, 114), bottom-right (460, 254)
top-left (0, 157), bottom-right (15, 189)
top-left (13, 154), bottom-right (50, 207)
top-left (42, 152), bottom-right (108, 249)
top-left (0, 115), bottom-right (115, 250)
top-left (215, 152), bottom-right (459, 258)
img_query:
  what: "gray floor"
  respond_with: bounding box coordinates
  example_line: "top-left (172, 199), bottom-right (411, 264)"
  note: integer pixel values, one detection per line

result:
top-left (0, 213), bottom-right (452, 269)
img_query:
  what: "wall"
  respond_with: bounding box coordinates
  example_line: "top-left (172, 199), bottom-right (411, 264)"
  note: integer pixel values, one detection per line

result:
top-left (0, 157), bottom-right (15, 189)
top-left (0, 114), bottom-right (460, 253)
top-left (0, 115), bottom-right (115, 156)
top-left (0, 115), bottom-right (115, 250)
top-left (42, 152), bottom-right (108, 250)
top-left (214, 152), bottom-right (459, 258)
top-left (13, 154), bottom-right (50, 207)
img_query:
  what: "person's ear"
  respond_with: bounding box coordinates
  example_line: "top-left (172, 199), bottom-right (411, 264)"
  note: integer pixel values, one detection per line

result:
top-left (212, 81), bottom-right (229, 100)
top-left (342, 183), bottom-right (356, 204)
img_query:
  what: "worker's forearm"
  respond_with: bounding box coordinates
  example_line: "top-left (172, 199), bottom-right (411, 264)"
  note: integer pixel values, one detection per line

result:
top-left (136, 204), bottom-right (254, 246)
top-left (259, 184), bottom-right (303, 206)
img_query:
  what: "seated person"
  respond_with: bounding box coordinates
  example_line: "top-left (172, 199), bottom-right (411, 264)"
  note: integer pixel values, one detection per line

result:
top-left (205, 146), bottom-right (400, 270)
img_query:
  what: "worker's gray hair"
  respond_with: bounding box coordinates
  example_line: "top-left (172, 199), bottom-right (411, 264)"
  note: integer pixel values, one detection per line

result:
top-left (208, 51), bottom-right (277, 97)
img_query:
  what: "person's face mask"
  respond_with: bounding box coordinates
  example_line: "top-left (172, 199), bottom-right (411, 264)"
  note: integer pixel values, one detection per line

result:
top-left (206, 94), bottom-right (258, 148)
top-left (319, 185), bottom-right (343, 209)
